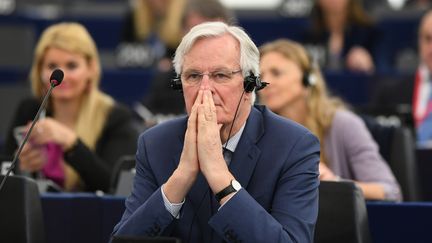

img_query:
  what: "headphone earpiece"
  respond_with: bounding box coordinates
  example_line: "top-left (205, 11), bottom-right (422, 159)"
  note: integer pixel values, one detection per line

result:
top-left (302, 72), bottom-right (312, 87)
top-left (170, 76), bottom-right (183, 92)
top-left (244, 72), bottom-right (268, 93)
top-left (303, 50), bottom-right (317, 87)
top-left (302, 69), bottom-right (317, 87)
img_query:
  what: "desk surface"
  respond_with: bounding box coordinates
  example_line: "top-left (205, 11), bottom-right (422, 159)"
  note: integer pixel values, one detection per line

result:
top-left (367, 201), bottom-right (432, 243)
top-left (40, 193), bottom-right (432, 243)
top-left (41, 193), bottom-right (126, 243)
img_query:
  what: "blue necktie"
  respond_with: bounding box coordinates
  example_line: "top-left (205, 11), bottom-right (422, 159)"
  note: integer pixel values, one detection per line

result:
top-left (223, 148), bottom-right (232, 165)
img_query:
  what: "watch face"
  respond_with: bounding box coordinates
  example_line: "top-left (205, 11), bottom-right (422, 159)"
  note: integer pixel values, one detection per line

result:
top-left (232, 180), bottom-right (242, 190)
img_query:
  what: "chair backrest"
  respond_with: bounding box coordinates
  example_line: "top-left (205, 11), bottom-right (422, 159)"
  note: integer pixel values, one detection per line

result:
top-left (110, 155), bottom-right (136, 196)
top-left (0, 175), bottom-right (46, 243)
top-left (0, 82), bottom-right (31, 148)
top-left (360, 115), bottom-right (420, 201)
top-left (314, 181), bottom-right (371, 243)
top-left (0, 24), bottom-right (35, 69)
top-left (388, 126), bottom-right (420, 201)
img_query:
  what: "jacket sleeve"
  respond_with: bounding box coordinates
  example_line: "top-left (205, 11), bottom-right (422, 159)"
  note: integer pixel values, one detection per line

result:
top-left (209, 132), bottom-right (320, 243)
top-left (335, 111), bottom-right (402, 201)
top-left (65, 105), bottom-right (139, 192)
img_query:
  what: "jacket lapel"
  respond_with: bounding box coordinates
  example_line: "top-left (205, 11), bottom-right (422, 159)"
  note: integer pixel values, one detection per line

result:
top-left (172, 107), bottom-right (265, 242)
top-left (229, 106), bottom-right (264, 192)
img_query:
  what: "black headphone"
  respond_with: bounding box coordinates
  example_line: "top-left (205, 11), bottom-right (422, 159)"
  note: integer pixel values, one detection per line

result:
top-left (302, 70), bottom-right (314, 87)
top-left (170, 71), bottom-right (268, 93)
top-left (170, 76), bottom-right (182, 91)
top-left (244, 71), bottom-right (268, 92)
top-left (302, 51), bottom-right (317, 87)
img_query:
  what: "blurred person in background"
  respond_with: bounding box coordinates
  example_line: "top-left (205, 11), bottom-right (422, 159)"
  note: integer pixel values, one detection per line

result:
top-left (259, 39), bottom-right (401, 201)
top-left (4, 22), bottom-right (139, 192)
top-left (137, 0), bottom-right (236, 127)
top-left (372, 9), bottom-right (432, 146)
top-left (117, 0), bottom-right (186, 69)
top-left (304, 0), bottom-right (377, 73)
top-left (405, 0), bottom-right (432, 9)
top-left (364, 0), bottom-right (431, 14)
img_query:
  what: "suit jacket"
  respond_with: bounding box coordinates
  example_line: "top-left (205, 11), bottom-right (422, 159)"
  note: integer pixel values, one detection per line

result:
top-left (112, 105), bottom-right (320, 243)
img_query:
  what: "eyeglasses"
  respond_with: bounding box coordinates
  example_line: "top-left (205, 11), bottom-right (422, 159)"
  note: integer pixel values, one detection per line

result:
top-left (181, 69), bottom-right (242, 86)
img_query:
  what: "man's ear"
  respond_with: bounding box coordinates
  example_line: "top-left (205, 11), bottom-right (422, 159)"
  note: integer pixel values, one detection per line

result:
top-left (244, 91), bottom-right (255, 104)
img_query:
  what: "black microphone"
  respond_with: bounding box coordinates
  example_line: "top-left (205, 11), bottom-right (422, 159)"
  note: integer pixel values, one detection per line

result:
top-left (50, 69), bottom-right (64, 87)
top-left (0, 69), bottom-right (64, 192)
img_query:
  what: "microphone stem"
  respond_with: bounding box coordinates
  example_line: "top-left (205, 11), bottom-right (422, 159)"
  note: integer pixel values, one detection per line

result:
top-left (0, 84), bottom-right (55, 192)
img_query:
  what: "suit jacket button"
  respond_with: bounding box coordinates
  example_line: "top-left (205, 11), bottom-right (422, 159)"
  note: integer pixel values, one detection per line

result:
top-left (154, 224), bottom-right (161, 233)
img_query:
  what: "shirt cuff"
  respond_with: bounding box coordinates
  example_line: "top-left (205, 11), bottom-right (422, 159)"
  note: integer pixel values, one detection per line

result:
top-left (161, 184), bottom-right (184, 219)
top-left (218, 189), bottom-right (240, 211)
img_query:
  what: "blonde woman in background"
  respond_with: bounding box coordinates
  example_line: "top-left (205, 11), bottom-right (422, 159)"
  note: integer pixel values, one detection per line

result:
top-left (259, 39), bottom-right (401, 201)
top-left (120, 0), bottom-right (186, 69)
top-left (4, 23), bottom-right (139, 192)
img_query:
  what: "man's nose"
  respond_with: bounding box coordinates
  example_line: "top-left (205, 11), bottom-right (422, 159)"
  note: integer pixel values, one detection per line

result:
top-left (199, 74), bottom-right (212, 89)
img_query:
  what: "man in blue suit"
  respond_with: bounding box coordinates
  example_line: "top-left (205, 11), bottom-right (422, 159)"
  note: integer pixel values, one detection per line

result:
top-left (112, 22), bottom-right (320, 243)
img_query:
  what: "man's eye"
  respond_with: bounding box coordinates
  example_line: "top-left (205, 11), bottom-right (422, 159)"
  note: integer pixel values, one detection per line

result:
top-left (214, 72), bottom-right (229, 79)
top-left (188, 73), bottom-right (201, 79)
top-left (271, 69), bottom-right (282, 77)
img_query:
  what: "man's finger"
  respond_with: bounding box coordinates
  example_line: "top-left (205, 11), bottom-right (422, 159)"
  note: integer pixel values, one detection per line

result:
top-left (207, 90), bottom-right (217, 115)
top-left (197, 104), bottom-right (206, 125)
top-left (194, 89), bottom-right (204, 106)
top-left (187, 90), bottom-right (202, 133)
top-left (203, 90), bottom-right (214, 121)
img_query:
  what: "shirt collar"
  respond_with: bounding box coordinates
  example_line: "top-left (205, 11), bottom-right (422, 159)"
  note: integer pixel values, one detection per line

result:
top-left (222, 123), bottom-right (246, 153)
top-left (419, 64), bottom-right (432, 82)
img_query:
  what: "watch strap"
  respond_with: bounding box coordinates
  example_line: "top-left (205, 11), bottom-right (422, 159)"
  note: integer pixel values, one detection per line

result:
top-left (215, 180), bottom-right (237, 203)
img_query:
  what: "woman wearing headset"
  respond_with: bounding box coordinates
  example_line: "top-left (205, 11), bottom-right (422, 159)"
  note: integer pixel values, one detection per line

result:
top-left (259, 39), bottom-right (401, 201)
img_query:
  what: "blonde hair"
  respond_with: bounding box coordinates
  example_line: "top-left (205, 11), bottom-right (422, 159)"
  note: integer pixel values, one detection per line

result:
top-left (30, 22), bottom-right (114, 150)
top-left (132, 0), bottom-right (186, 49)
top-left (259, 39), bottom-right (345, 164)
